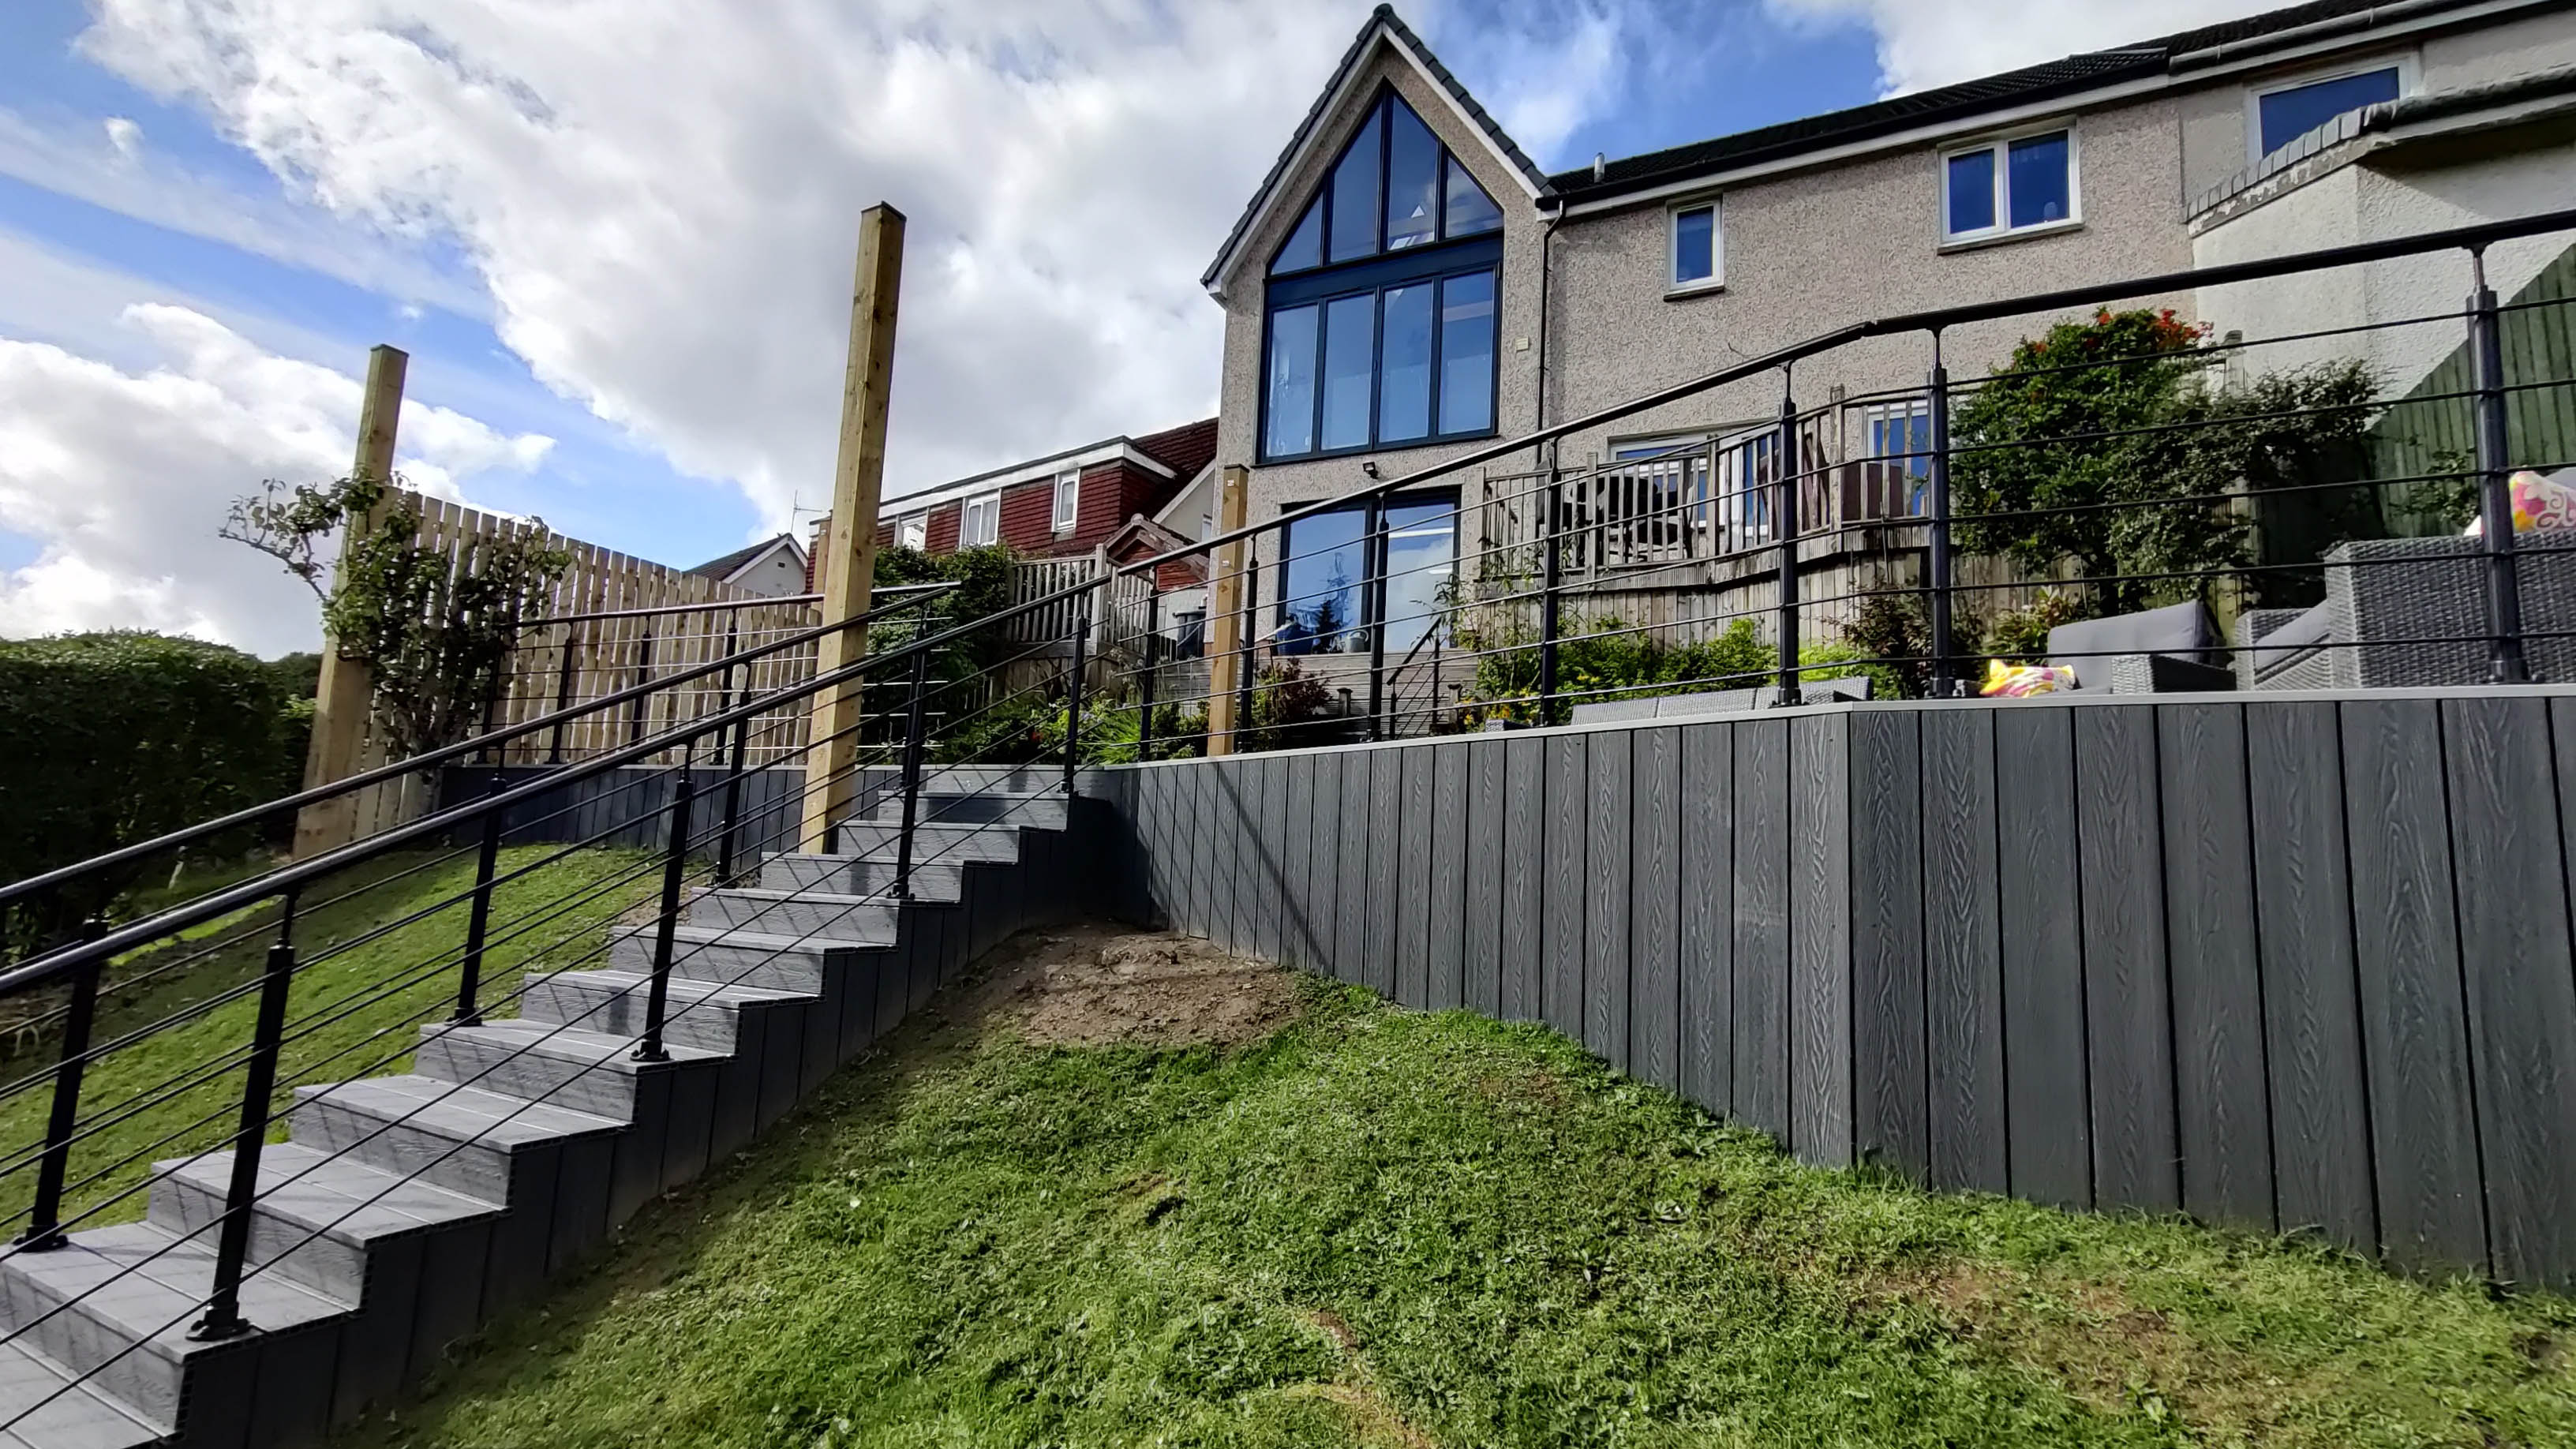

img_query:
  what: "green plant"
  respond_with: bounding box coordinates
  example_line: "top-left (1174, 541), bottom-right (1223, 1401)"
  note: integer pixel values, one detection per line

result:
top-left (0, 632), bottom-right (307, 953)
top-left (1240, 659), bottom-right (1337, 753)
top-left (224, 475), bottom-right (571, 762)
top-left (1458, 616), bottom-right (1888, 724)
top-left (1952, 309), bottom-right (2381, 614)
top-left (1985, 590), bottom-right (2090, 664)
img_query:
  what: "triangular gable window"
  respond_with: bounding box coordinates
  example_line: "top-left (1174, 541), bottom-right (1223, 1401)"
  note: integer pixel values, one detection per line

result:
top-left (1270, 88), bottom-right (1503, 277)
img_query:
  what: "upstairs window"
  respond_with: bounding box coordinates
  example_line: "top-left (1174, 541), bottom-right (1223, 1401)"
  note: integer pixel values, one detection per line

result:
top-left (1669, 200), bottom-right (1720, 291)
top-left (896, 515), bottom-right (927, 551)
top-left (960, 492), bottom-right (1000, 548)
top-left (2255, 63), bottom-right (2402, 160)
top-left (1943, 127), bottom-right (2076, 244)
top-left (1262, 88), bottom-right (1506, 462)
top-left (1052, 469), bottom-right (1080, 533)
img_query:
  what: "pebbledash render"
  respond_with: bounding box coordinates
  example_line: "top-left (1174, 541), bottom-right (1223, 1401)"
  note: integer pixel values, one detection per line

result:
top-left (1200, 0), bottom-right (2576, 654)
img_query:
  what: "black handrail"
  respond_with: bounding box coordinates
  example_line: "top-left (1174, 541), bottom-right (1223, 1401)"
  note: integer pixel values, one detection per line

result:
top-left (0, 582), bottom-right (956, 917)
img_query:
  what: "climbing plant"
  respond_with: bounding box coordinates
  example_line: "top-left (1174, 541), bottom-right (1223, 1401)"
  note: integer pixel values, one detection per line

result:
top-left (223, 474), bottom-right (571, 761)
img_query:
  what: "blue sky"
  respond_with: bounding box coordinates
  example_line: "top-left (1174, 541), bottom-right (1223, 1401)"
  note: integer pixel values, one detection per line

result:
top-left (0, 0), bottom-right (2252, 654)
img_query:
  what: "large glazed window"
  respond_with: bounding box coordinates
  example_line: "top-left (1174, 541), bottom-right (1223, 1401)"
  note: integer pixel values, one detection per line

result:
top-left (1261, 87), bottom-right (1507, 462)
top-left (1275, 491), bottom-right (1457, 657)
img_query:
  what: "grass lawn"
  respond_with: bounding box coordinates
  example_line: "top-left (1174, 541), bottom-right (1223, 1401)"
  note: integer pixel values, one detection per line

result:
top-left (343, 927), bottom-right (2576, 1449)
top-left (0, 845), bottom-right (653, 1235)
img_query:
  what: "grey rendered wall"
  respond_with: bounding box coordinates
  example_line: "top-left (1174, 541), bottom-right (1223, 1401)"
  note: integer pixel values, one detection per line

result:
top-left (1110, 688), bottom-right (2576, 1290)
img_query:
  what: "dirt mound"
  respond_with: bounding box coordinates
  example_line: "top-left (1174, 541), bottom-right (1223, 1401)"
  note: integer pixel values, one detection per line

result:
top-left (972, 924), bottom-right (1304, 1047)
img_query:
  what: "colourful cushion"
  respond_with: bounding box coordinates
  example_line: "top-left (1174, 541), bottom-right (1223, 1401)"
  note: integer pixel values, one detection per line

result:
top-left (1981, 660), bottom-right (2079, 698)
top-left (2463, 467), bottom-right (2576, 536)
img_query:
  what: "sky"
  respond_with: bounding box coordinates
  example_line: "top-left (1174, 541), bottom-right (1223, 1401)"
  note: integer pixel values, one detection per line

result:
top-left (0, 0), bottom-right (2296, 657)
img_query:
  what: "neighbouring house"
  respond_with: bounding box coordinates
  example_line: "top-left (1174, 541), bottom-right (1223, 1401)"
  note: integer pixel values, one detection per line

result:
top-left (686, 533), bottom-right (811, 599)
top-left (1204, 0), bottom-right (2576, 671)
top-left (807, 418), bottom-right (1219, 593)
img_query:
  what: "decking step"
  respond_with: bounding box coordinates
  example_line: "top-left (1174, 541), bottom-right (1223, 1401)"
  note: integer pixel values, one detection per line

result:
top-left (822, 821), bottom-right (1023, 864)
top-left (414, 1021), bottom-right (720, 1121)
top-left (289, 1075), bottom-right (620, 1204)
top-left (867, 792), bottom-right (1068, 831)
top-left (148, 1144), bottom-right (500, 1303)
top-left (757, 856), bottom-right (963, 901)
top-left (0, 1222), bottom-right (347, 1440)
top-left (0, 1338), bottom-right (160, 1449)
top-left (604, 924), bottom-right (877, 994)
top-left (522, 969), bottom-right (808, 1055)
top-left (680, 888), bottom-right (904, 940)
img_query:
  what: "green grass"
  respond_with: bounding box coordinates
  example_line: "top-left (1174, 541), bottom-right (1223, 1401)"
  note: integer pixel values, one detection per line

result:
top-left (345, 963), bottom-right (2576, 1449)
top-left (0, 845), bottom-right (653, 1235)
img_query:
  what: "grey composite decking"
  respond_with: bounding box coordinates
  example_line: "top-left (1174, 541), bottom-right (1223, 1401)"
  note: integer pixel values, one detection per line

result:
top-left (1111, 686), bottom-right (2576, 1291)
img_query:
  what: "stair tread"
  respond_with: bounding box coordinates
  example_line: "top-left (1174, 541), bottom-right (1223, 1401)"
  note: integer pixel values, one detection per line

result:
top-left (159, 1144), bottom-right (504, 1235)
top-left (6, 1222), bottom-right (351, 1361)
top-left (610, 923), bottom-right (886, 952)
top-left (417, 1021), bottom-right (724, 1071)
top-left (292, 1074), bottom-right (623, 1147)
top-left (0, 1338), bottom-right (163, 1447)
top-left (534, 968), bottom-right (811, 1008)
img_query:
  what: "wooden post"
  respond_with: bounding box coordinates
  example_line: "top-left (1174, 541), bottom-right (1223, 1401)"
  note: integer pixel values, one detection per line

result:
top-left (292, 344), bottom-right (408, 859)
top-left (799, 204), bottom-right (907, 852)
top-left (1204, 465), bottom-right (1250, 756)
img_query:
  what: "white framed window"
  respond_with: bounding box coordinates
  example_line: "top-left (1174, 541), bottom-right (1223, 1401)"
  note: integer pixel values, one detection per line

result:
top-left (1856, 399), bottom-right (1933, 519)
top-left (2248, 56), bottom-right (2410, 163)
top-left (1668, 199), bottom-right (1721, 294)
top-left (1941, 123), bottom-right (2078, 245)
top-left (1052, 468), bottom-right (1080, 534)
top-left (895, 515), bottom-right (927, 551)
top-left (960, 492), bottom-right (1001, 547)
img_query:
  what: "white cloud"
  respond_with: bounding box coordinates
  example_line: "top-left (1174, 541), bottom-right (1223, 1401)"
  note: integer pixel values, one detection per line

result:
top-left (0, 305), bottom-right (552, 654)
top-left (66, 0), bottom-right (1641, 532)
top-left (1765, 0), bottom-right (2292, 94)
top-left (103, 116), bottom-right (142, 161)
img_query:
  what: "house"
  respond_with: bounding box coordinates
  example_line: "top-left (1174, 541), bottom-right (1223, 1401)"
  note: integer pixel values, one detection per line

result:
top-left (811, 418), bottom-right (1217, 580)
top-left (685, 534), bottom-right (811, 599)
top-left (1204, 0), bottom-right (2576, 660)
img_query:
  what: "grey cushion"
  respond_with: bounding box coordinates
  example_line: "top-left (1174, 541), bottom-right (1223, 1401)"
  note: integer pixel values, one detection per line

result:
top-left (2048, 601), bottom-right (2219, 676)
top-left (2243, 602), bottom-right (2330, 678)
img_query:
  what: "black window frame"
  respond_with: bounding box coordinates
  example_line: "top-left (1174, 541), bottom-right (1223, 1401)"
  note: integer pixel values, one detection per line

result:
top-left (1258, 85), bottom-right (1505, 466)
top-left (1271, 486), bottom-right (1461, 654)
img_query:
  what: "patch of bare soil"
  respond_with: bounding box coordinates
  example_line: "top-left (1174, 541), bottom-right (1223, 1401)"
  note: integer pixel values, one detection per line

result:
top-left (961, 923), bottom-right (1305, 1048)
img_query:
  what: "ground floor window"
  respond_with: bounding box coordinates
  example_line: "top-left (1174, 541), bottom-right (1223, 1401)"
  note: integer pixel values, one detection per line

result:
top-left (1275, 491), bottom-right (1457, 657)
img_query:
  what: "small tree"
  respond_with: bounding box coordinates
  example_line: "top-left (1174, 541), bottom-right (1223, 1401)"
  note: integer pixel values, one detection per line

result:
top-left (224, 474), bottom-right (571, 761)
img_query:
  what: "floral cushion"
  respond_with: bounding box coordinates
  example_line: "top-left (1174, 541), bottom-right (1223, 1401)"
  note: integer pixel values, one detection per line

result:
top-left (2463, 467), bottom-right (2576, 537)
top-left (1981, 660), bottom-right (2080, 698)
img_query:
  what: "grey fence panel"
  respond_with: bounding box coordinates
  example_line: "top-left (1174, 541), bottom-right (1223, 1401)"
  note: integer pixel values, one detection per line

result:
top-left (2245, 702), bottom-right (2376, 1252)
top-left (1178, 759), bottom-right (1208, 939)
top-left (2076, 706), bottom-right (2179, 1215)
top-left (1678, 722), bottom-right (1733, 1116)
top-left (1255, 758), bottom-right (1286, 964)
top-left (1921, 709), bottom-right (2006, 1195)
top-left (1732, 719), bottom-right (1791, 1142)
top-left (1367, 749), bottom-right (1402, 997)
top-left (1631, 727), bottom-right (1683, 1095)
top-left (1228, 759), bottom-right (1258, 955)
top-left (1304, 751), bottom-right (1341, 972)
top-left (2342, 698), bottom-right (2488, 1275)
top-left (1430, 743), bottom-right (1470, 1011)
top-left (1586, 730), bottom-right (1634, 1072)
top-left (1543, 735), bottom-right (1589, 1039)
top-left (1791, 712), bottom-right (1853, 1167)
top-left (2158, 703), bottom-right (2275, 1233)
top-left (1849, 710), bottom-right (1926, 1180)
top-left (1502, 736), bottom-right (1545, 1020)
top-left (1397, 747), bottom-right (1434, 1009)
top-left (1465, 739), bottom-right (1506, 1017)
top-left (1282, 754), bottom-right (1316, 969)
top-left (2451, 698), bottom-right (2576, 1290)
top-left (1337, 749), bottom-right (1372, 984)
top-left (1996, 706), bottom-right (2091, 1211)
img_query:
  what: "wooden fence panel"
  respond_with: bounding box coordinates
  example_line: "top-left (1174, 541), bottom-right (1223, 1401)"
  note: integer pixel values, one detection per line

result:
top-left (1922, 707), bottom-right (2005, 1196)
top-left (1464, 739), bottom-right (1505, 1017)
top-left (1543, 735), bottom-right (1589, 1039)
top-left (1790, 711), bottom-right (1852, 1166)
top-left (2076, 706), bottom-right (2177, 1214)
top-left (1996, 706), bottom-right (2091, 1211)
top-left (1850, 710), bottom-right (1926, 1180)
top-left (1678, 721), bottom-right (1733, 1117)
top-left (1629, 727), bottom-right (1682, 1095)
top-left (1585, 730), bottom-right (1633, 1071)
top-left (1501, 736), bottom-right (1545, 1022)
top-left (1429, 743), bottom-right (1470, 1012)
top-left (1732, 719), bottom-right (1790, 1141)
top-left (1397, 747), bottom-right (1433, 1009)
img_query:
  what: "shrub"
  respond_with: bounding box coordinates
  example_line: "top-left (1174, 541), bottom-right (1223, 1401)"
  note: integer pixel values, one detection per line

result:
top-left (1458, 616), bottom-right (1898, 722)
top-left (0, 632), bottom-right (306, 950)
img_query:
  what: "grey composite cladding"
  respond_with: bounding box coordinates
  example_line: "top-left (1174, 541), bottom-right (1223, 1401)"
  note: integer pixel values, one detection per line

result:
top-left (1107, 691), bottom-right (2576, 1290)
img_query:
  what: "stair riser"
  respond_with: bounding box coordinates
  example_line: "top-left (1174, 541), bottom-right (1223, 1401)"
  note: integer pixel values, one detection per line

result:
top-left (681, 893), bottom-right (901, 940)
top-left (147, 1182), bottom-right (367, 1303)
top-left (287, 1096), bottom-right (518, 1204)
top-left (757, 856), bottom-right (962, 900)
top-left (605, 933), bottom-right (833, 994)
top-left (521, 978), bottom-right (777, 1057)
top-left (413, 1035), bottom-right (639, 1121)
top-left (824, 823), bottom-right (1020, 863)
top-left (871, 795), bottom-right (1068, 830)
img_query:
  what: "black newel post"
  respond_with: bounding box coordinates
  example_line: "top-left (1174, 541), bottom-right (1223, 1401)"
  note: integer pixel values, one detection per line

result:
top-left (19, 915), bottom-right (108, 1252)
top-left (631, 742), bottom-right (697, 1065)
top-left (453, 773), bottom-right (507, 1027)
top-left (1774, 381), bottom-right (1803, 706)
top-left (2468, 247), bottom-right (2530, 683)
top-left (892, 638), bottom-right (932, 901)
top-left (1062, 588), bottom-right (1091, 796)
top-left (547, 618), bottom-right (581, 763)
top-left (189, 893), bottom-right (301, 1341)
top-left (1926, 332), bottom-right (1958, 698)
top-left (1365, 496), bottom-right (1389, 740)
top-left (715, 638), bottom-right (752, 886)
